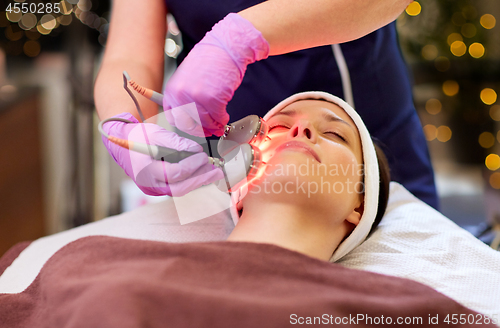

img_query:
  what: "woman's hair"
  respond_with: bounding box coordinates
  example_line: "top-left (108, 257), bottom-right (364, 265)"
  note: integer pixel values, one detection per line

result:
top-left (369, 141), bottom-right (391, 235)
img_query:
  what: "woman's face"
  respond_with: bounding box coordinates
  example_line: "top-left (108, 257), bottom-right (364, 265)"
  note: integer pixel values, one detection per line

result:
top-left (247, 99), bottom-right (364, 220)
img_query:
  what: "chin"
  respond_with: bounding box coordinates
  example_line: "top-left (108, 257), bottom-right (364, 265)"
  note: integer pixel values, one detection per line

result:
top-left (264, 152), bottom-right (319, 175)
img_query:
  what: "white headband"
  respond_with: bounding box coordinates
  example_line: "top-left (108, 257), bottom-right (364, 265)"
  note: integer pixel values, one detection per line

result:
top-left (229, 91), bottom-right (380, 262)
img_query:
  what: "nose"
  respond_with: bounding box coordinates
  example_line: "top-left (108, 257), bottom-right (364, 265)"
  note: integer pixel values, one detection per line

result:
top-left (288, 119), bottom-right (317, 143)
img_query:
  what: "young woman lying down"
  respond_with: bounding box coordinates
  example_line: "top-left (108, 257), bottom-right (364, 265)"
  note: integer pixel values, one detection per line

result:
top-left (0, 92), bottom-right (495, 328)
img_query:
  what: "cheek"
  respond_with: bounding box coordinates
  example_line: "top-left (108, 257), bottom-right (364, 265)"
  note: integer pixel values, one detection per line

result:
top-left (323, 147), bottom-right (363, 182)
top-left (258, 134), bottom-right (287, 163)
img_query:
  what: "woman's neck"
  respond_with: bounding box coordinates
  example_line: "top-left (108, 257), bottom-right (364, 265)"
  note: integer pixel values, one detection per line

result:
top-left (226, 198), bottom-right (350, 261)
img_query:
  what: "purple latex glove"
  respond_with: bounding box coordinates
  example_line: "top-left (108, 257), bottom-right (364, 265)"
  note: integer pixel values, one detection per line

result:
top-left (163, 13), bottom-right (269, 137)
top-left (102, 113), bottom-right (224, 197)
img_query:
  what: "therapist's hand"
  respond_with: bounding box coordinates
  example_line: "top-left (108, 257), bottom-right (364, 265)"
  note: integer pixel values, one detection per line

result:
top-left (163, 13), bottom-right (270, 137)
top-left (101, 113), bottom-right (224, 197)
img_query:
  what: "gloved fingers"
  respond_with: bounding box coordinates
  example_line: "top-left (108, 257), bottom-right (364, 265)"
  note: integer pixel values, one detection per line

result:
top-left (146, 152), bottom-right (215, 184)
top-left (101, 112), bottom-right (140, 137)
top-left (135, 155), bottom-right (225, 197)
top-left (188, 94), bottom-right (229, 136)
top-left (151, 129), bottom-right (204, 153)
top-left (196, 110), bottom-right (227, 137)
top-left (163, 109), bottom-right (176, 129)
top-left (124, 121), bottom-right (204, 153)
top-left (165, 99), bottom-right (228, 137)
top-left (164, 107), bottom-right (220, 138)
top-left (134, 164), bottom-right (168, 196)
top-left (167, 103), bottom-right (206, 138)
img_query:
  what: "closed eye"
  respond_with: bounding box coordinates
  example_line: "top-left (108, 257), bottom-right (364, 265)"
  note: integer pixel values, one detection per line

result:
top-left (269, 124), bottom-right (290, 131)
top-left (325, 131), bottom-right (346, 142)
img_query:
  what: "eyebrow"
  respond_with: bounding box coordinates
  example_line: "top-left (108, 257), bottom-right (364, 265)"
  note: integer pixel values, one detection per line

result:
top-left (275, 108), bottom-right (355, 131)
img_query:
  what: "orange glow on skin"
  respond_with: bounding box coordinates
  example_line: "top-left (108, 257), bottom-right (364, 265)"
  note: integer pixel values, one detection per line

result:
top-left (228, 130), bottom-right (274, 193)
top-left (228, 160), bottom-right (268, 193)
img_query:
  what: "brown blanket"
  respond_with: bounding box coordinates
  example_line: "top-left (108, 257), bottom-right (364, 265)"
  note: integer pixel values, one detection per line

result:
top-left (0, 236), bottom-right (495, 328)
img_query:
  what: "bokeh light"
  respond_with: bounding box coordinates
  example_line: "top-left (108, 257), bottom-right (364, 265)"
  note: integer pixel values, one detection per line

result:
top-left (59, 0), bottom-right (74, 15)
top-left (19, 13), bottom-right (37, 30)
top-left (91, 16), bottom-right (102, 29)
top-left (1, 0), bottom-right (135, 56)
top-left (425, 98), bottom-right (442, 115)
top-left (468, 42), bottom-right (484, 58)
top-left (36, 23), bottom-right (51, 35)
top-left (98, 34), bottom-right (107, 46)
top-left (422, 44), bottom-right (438, 60)
top-left (479, 132), bottom-right (495, 148)
top-left (6, 11), bottom-right (22, 23)
top-left (5, 25), bottom-right (23, 41)
top-left (40, 14), bottom-right (57, 30)
top-left (98, 18), bottom-right (108, 28)
top-left (442, 80), bottom-right (459, 96)
top-left (489, 172), bottom-right (500, 189)
top-left (406, 2), bottom-right (421, 16)
top-left (461, 23), bottom-right (477, 38)
top-left (437, 126), bottom-right (452, 142)
top-left (480, 88), bottom-right (497, 105)
top-left (480, 14), bottom-right (496, 29)
top-left (485, 154), bottom-right (500, 171)
top-left (492, 105), bottom-right (500, 121)
top-left (462, 5), bottom-right (477, 20)
top-left (23, 40), bottom-right (40, 57)
top-left (77, 0), bottom-right (92, 11)
top-left (497, 130), bottom-right (500, 143)
top-left (79, 11), bottom-right (95, 25)
top-left (74, 7), bottom-right (82, 19)
top-left (423, 124), bottom-right (437, 141)
top-left (450, 41), bottom-right (466, 57)
top-left (447, 33), bottom-right (463, 46)
top-left (435, 56), bottom-right (450, 72)
top-left (57, 14), bottom-right (73, 26)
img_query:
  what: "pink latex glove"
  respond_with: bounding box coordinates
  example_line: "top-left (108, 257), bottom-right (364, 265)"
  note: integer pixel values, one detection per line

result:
top-left (163, 13), bottom-right (269, 137)
top-left (102, 113), bottom-right (224, 197)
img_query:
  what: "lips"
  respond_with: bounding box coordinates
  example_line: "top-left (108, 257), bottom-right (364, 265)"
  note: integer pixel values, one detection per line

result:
top-left (274, 141), bottom-right (321, 163)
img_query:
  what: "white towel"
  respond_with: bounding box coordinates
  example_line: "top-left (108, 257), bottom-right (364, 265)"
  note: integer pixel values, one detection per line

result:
top-left (340, 182), bottom-right (500, 319)
top-left (0, 184), bottom-right (234, 294)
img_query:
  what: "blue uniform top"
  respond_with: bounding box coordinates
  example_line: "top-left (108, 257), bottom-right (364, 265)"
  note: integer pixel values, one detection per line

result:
top-left (165, 0), bottom-right (439, 209)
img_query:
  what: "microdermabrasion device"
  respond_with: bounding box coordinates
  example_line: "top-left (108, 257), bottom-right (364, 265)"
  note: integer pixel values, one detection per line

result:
top-left (98, 71), bottom-right (268, 192)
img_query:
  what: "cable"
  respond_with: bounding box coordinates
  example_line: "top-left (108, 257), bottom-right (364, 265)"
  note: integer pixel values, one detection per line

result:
top-left (332, 44), bottom-right (355, 108)
top-left (98, 117), bottom-right (134, 139)
top-left (98, 72), bottom-right (225, 167)
top-left (122, 71), bottom-right (146, 122)
top-left (127, 79), bottom-right (164, 105)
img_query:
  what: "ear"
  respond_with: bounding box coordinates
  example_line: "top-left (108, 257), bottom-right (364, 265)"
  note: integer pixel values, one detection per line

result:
top-left (346, 201), bottom-right (364, 226)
